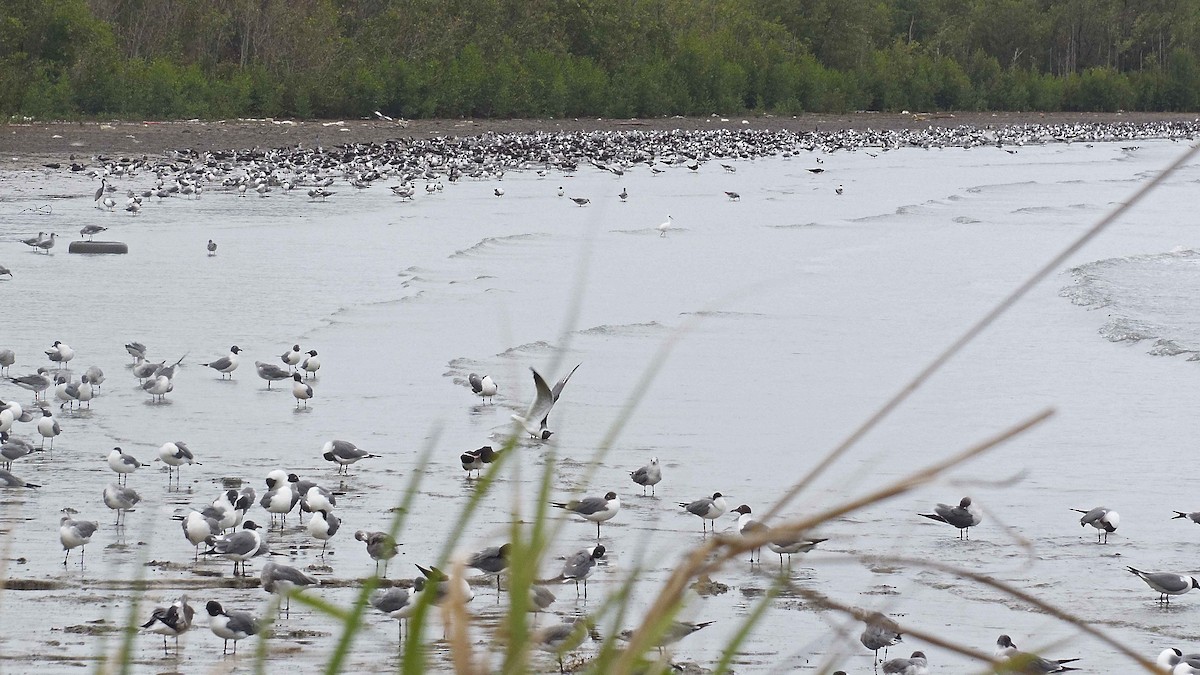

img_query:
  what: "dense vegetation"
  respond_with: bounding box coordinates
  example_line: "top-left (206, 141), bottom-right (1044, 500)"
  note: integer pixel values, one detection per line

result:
top-left (6, 0), bottom-right (1200, 120)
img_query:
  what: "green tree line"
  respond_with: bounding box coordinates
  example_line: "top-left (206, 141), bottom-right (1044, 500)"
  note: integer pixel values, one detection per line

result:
top-left (5, 0), bottom-right (1200, 120)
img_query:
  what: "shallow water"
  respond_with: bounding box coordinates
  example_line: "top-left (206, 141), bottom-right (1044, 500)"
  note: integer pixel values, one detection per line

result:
top-left (1, 139), bottom-right (1199, 672)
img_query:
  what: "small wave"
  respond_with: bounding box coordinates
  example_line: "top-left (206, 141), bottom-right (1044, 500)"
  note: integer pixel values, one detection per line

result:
top-left (679, 310), bottom-right (764, 319)
top-left (448, 232), bottom-right (549, 259)
top-left (497, 340), bottom-right (555, 357)
top-left (952, 216), bottom-right (981, 224)
top-left (1099, 317), bottom-right (1156, 343)
top-left (1011, 205), bottom-right (1061, 215)
top-left (577, 321), bottom-right (663, 336)
top-left (768, 222), bottom-right (823, 229)
top-left (1148, 339), bottom-right (1194, 357)
top-left (964, 180), bottom-right (1037, 194)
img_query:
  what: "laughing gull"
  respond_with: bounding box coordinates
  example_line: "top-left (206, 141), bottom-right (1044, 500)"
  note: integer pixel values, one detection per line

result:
top-left (45, 341), bottom-right (74, 367)
top-left (1172, 511), bottom-right (1200, 525)
top-left (570, 197), bottom-right (590, 206)
top-left (1158, 649), bottom-right (1200, 673)
top-left (460, 445), bottom-right (498, 478)
top-left (142, 374), bottom-right (173, 401)
top-left (182, 510), bottom-right (221, 559)
top-left (59, 376), bottom-right (93, 409)
top-left (725, 191), bottom-right (741, 201)
top-left (301, 350), bottom-right (320, 379)
top-left (678, 492), bottom-right (728, 532)
top-left (468, 373), bottom-right (498, 402)
top-left (731, 504), bottom-right (769, 563)
top-left (657, 215), bottom-right (672, 237)
top-left (34, 233), bottom-right (58, 253)
top-left (107, 447), bottom-right (142, 484)
top-left (80, 224), bottom-right (107, 240)
top-left (860, 612), bottom-right (903, 663)
top-left (201, 346), bottom-right (242, 379)
top-left (11, 370), bottom-right (51, 400)
top-left (994, 635), bottom-right (1080, 673)
top-left (125, 342), bottom-right (147, 362)
top-left (132, 359), bottom-right (162, 382)
top-left (83, 365), bottom-right (104, 391)
top-left (919, 496), bottom-right (982, 539)
top-left (551, 491), bottom-right (620, 538)
top-left (255, 361), bottom-right (291, 388)
top-left (629, 457), bottom-right (662, 496)
top-left (529, 585), bottom-right (557, 618)
top-left (207, 239), bottom-right (217, 256)
top-left (204, 520), bottom-right (266, 576)
top-left (103, 483), bottom-right (141, 525)
top-left (261, 561), bottom-right (319, 617)
top-left (617, 620), bottom-right (713, 653)
top-left (260, 471), bottom-right (300, 527)
top-left (553, 544), bottom-right (605, 598)
top-left (281, 344), bottom-right (303, 370)
top-left (1072, 506), bottom-right (1119, 543)
top-left (322, 440), bottom-right (379, 474)
top-left (141, 595), bottom-right (194, 653)
top-left (1127, 567), bottom-right (1200, 604)
top-left (767, 531), bottom-right (827, 565)
top-left (0, 469), bottom-right (39, 488)
top-left (291, 373), bottom-right (313, 407)
top-left (533, 618), bottom-right (591, 673)
top-left (467, 543), bottom-right (511, 590)
top-left (0, 349), bottom-right (13, 375)
top-left (307, 509), bottom-right (340, 556)
top-left (158, 441), bottom-right (197, 480)
top-left (369, 581), bottom-right (424, 640)
top-left (37, 408), bottom-right (60, 449)
top-left (355, 529), bottom-right (401, 576)
top-left (1, 436), bottom-right (36, 470)
top-left (206, 601), bottom-right (261, 655)
top-left (60, 514), bottom-right (99, 565)
top-left (416, 564), bottom-right (476, 606)
top-left (22, 232), bottom-right (46, 249)
top-left (298, 480), bottom-right (337, 514)
top-left (881, 650), bottom-right (929, 675)
top-left (512, 364), bottom-right (580, 439)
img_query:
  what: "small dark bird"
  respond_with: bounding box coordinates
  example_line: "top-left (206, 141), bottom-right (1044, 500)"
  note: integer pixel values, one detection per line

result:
top-left (207, 239), bottom-right (217, 256)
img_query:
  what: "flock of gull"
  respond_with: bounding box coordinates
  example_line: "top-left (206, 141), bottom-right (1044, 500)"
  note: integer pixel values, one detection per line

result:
top-left (7, 119), bottom-right (1200, 673)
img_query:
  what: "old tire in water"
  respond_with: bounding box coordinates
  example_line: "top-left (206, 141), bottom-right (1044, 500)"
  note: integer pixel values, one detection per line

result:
top-left (69, 240), bottom-right (128, 254)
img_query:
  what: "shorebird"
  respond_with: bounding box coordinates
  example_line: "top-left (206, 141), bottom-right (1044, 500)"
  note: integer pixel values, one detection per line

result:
top-left (141, 595), bottom-right (194, 654)
top-left (657, 215), bottom-right (672, 237)
top-left (322, 440), bottom-right (379, 474)
top-left (570, 197), bottom-right (590, 207)
top-left (555, 545), bottom-right (604, 598)
top-left (994, 635), bottom-right (1078, 673)
top-left (255, 361), bottom-right (291, 388)
top-left (468, 373), bottom-right (498, 402)
top-left (460, 445), bottom-right (498, 478)
top-left (1128, 567), bottom-right (1200, 604)
top-left (201, 346), bottom-right (241, 379)
top-left (678, 492), bottom-right (727, 532)
top-left (355, 529), bottom-right (400, 577)
top-left (204, 520), bottom-right (266, 576)
top-left (881, 651), bottom-right (929, 675)
top-left (207, 239), bottom-right (217, 256)
top-left (260, 561), bottom-right (319, 617)
top-left (860, 612), bottom-right (903, 663)
top-left (80, 224), bottom-right (107, 240)
top-left (511, 364), bottom-right (579, 440)
top-left (106, 447), bottom-right (142, 484)
top-left (158, 441), bottom-right (197, 481)
top-left (206, 601), bottom-right (261, 655)
top-left (60, 514), bottom-right (99, 565)
top-left (551, 491), bottom-right (620, 538)
top-left (629, 457), bottom-right (661, 495)
top-left (301, 350), bottom-right (320, 378)
top-left (1072, 506), bottom-right (1119, 543)
top-left (919, 497), bottom-right (982, 539)
top-left (292, 373), bottom-right (313, 407)
top-left (103, 483), bottom-right (141, 525)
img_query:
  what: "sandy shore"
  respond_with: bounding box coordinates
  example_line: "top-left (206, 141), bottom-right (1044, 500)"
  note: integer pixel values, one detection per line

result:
top-left (2, 111), bottom-right (1197, 169)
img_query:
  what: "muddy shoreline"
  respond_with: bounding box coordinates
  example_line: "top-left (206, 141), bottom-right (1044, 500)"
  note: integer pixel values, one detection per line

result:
top-left (2, 111), bottom-right (1197, 168)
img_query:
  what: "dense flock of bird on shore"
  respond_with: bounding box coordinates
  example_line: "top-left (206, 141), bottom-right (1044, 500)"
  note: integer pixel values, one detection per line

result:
top-left (6, 120), bottom-right (1200, 672)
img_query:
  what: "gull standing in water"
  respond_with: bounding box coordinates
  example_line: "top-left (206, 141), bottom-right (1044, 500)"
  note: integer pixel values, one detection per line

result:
top-left (551, 491), bottom-right (620, 538)
top-left (60, 514), bottom-right (99, 565)
top-left (158, 441), bottom-right (197, 482)
top-left (370, 581), bottom-right (424, 640)
top-left (919, 496), bottom-right (982, 539)
top-left (533, 618), bottom-right (591, 673)
top-left (678, 492), bottom-right (728, 533)
top-left (206, 601), bottom-right (261, 655)
top-left (994, 635), bottom-right (1079, 673)
top-left (1072, 506), bottom-right (1119, 544)
top-left (37, 408), bottom-right (61, 449)
top-left (0, 469), bottom-right (39, 488)
top-left (181, 510), bottom-right (220, 560)
top-left (45, 341), bottom-right (75, 369)
top-left (467, 543), bottom-right (511, 591)
top-left (141, 595), bottom-right (194, 654)
top-left (307, 509), bottom-right (340, 557)
top-left (355, 530), bottom-right (400, 577)
top-left (204, 520), bottom-right (266, 576)
top-left (554, 544), bottom-right (605, 598)
top-left (322, 440), bottom-right (379, 474)
top-left (103, 483), bottom-right (142, 525)
top-left (460, 445), bottom-right (498, 478)
top-left (0, 349), bottom-right (14, 375)
top-left (84, 365), bottom-right (104, 391)
top-left (629, 457), bottom-right (662, 496)
top-left (255, 361), bottom-right (291, 388)
top-left (107, 447), bottom-right (142, 484)
top-left (468, 373), bottom-right (498, 402)
top-left (881, 651), bottom-right (929, 675)
top-left (860, 611), bottom-right (903, 664)
top-left (11, 369), bottom-right (51, 400)
top-left (260, 562), bottom-right (319, 617)
top-left (1127, 567), bottom-right (1200, 604)
top-left (201, 346), bottom-right (242, 379)
top-left (292, 373), bottom-right (314, 407)
top-left (207, 239), bottom-right (217, 256)
top-left (281, 344), bottom-right (303, 371)
top-left (301, 350), bottom-right (320, 379)
top-left (731, 504), bottom-right (769, 563)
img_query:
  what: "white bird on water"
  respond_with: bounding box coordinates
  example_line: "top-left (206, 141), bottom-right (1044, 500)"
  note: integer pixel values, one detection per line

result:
top-left (657, 215), bottom-right (672, 237)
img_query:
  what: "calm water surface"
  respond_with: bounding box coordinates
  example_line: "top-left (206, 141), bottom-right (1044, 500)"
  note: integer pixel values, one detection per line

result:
top-left (1, 138), bottom-right (1198, 672)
